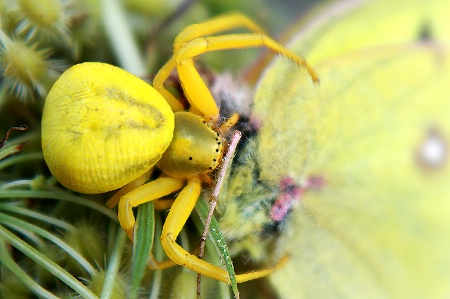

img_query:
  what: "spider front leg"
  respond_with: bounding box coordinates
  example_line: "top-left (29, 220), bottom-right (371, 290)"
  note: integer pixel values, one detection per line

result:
top-left (152, 57), bottom-right (185, 113)
top-left (118, 177), bottom-right (185, 240)
top-left (155, 34), bottom-right (318, 119)
top-left (153, 13), bottom-right (266, 117)
top-left (153, 56), bottom-right (221, 119)
top-left (160, 176), bottom-right (287, 284)
top-left (174, 33), bottom-right (318, 118)
top-left (173, 13), bottom-right (266, 52)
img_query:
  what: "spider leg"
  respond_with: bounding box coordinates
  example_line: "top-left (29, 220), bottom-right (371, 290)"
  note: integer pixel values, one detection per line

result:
top-left (153, 13), bottom-right (266, 118)
top-left (152, 57), bottom-right (185, 112)
top-left (219, 113), bottom-right (239, 134)
top-left (106, 169), bottom-right (153, 208)
top-left (172, 32), bottom-right (318, 118)
top-left (147, 246), bottom-right (201, 271)
top-left (154, 13), bottom-right (317, 118)
top-left (173, 12), bottom-right (266, 51)
top-left (148, 253), bottom-right (177, 270)
top-left (118, 177), bottom-right (185, 240)
top-left (160, 176), bottom-right (287, 283)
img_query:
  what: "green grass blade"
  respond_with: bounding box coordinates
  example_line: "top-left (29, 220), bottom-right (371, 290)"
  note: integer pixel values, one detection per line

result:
top-left (0, 190), bottom-right (117, 220)
top-left (0, 204), bottom-right (74, 230)
top-left (0, 152), bottom-right (43, 170)
top-left (100, 228), bottom-right (127, 299)
top-left (194, 199), bottom-right (236, 298)
top-left (130, 202), bottom-right (154, 299)
top-left (147, 211), bottom-right (163, 299)
top-left (0, 224), bottom-right (99, 299)
top-left (0, 236), bottom-right (60, 299)
top-left (0, 211), bottom-right (96, 275)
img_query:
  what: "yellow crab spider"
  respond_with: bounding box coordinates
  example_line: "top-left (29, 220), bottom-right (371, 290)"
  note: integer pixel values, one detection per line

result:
top-left (41, 13), bottom-right (317, 285)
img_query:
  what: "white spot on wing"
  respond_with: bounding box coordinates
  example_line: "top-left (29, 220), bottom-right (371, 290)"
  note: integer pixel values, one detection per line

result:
top-left (416, 127), bottom-right (448, 170)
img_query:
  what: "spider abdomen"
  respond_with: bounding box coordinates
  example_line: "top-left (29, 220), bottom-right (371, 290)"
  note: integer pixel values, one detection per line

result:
top-left (42, 62), bottom-right (175, 194)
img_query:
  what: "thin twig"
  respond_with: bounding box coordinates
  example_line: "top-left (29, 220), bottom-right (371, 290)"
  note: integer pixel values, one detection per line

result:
top-left (197, 130), bottom-right (242, 298)
top-left (0, 125), bottom-right (28, 149)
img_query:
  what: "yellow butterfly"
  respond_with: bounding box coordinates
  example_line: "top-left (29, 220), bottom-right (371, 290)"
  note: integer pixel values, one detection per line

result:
top-left (251, 1), bottom-right (450, 298)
